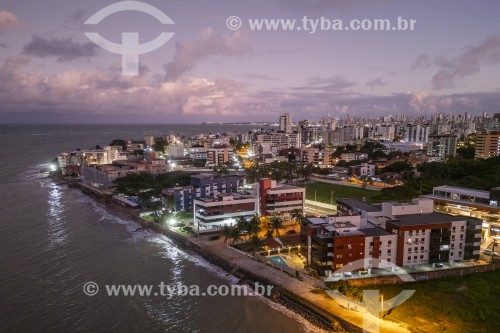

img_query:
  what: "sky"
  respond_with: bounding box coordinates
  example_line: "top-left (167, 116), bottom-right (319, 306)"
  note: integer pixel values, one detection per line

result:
top-left (1, 0), bottom-right (500, 123)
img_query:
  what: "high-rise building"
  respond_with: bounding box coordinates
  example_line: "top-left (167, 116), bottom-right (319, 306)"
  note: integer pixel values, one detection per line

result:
top-left (426, 134), bottom-right (458, 158)
top-left (279, 113), bottom-right (292, 133)
top-left (475, 131), bottom-right (500, 159)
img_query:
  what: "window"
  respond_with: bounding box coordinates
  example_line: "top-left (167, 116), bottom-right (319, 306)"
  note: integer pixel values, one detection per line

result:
top-left (388, 249), bottom-right (391, 254)
top-left (369, 251), bottom-right (373, 255)
top-left (450, 252), bottom-right (454, 256)
top-left (409, 231), bottom-right (413, 236)
top-left (458, 251), bottom-right (462, 256)
top-left (414, 247), bottom-right (418, 252)
top-left (369, 242), bottom-right (374, 246)
top-left (336, 254), bottom-right (343, 258)
top-left (420, 255), bottom-right (424, 259)
top-left (388, 240), bottom-right (392, 245)
top-left (461, 226), bottom-right (465, 230)
top-left (460, 234), bottom-right (464, 239)
top-left (387, 258), bottom-right (391, 262)
top-left (421, 246), bottom-right (424, 251)
top-left (452, 235), bottom-right (455, 240)
top-left (380, 241), bottom-right (383, 245)
top-left (408, 256), bottom-right (411, 261)
top-left (452, 226), bottom-right (456, 231)
top-left (414, 255), bottom-right (418, 260)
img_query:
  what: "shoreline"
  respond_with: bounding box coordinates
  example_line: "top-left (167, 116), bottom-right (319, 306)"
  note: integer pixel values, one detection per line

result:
top-left (62, 178), bottom-right (349, 333)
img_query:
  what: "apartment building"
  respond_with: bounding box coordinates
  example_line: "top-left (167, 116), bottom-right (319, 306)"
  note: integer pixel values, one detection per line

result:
top-left (302, 198), bottom-right (481, 274)
top-left (258, 178), bottom-right (305, 217)
top-left (193, 193), bottom-right (258, 231)
top-left (206, 147), bottom-right (234, 166)
top-left (302, 148), bottom-right (335, 166)
top-left (426, 134), bottom-right (458, 158)
top-left (475, 131), bottom-right (500, 159)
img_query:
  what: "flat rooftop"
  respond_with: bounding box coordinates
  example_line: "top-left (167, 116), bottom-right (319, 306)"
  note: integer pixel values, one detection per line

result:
top-left (433, 185), bottom-right (490, 199)
top-left (388, 212), bottom-right (481, 227)
top-left (337, 198), bottom-right (382, 212)
top-left (359, 227), bottom-right (392, 237)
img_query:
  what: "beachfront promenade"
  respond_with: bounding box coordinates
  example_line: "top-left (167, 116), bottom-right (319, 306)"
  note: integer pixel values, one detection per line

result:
top-left (188, 235), bottom-right (411, 333)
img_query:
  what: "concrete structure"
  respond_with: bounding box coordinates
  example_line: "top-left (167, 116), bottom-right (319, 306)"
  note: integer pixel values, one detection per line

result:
top-left (302, 197), bottom-right (481, 273)
top-left (207, 147), bottom-right (233, 166)
top-left (193, 193), bottom-right (258, 230)
top-left (81, 159), bottom-right (168, 189)
top-left (258, 178), bottom-right (305, 218)
top-left (475, 131), bottom-right (500, 159)
top-left (348, 163), bottom-right (376, 178)
top-left (424, 185), bottom-right (500, 239)
top-left (144, 135), bottom-right (155, 147)
top-left (255, 133), bottom-right (302, 149)
top-left (340, 152), bottom-right (368, 162)
top-left (426, 134), bottom-right (458, 158)
top-left (164, 174), bottom-right (246, 211)
top-left (302, 148), bottom-right (335, 166)
top-left (279, 112), bottom-right (292, 133)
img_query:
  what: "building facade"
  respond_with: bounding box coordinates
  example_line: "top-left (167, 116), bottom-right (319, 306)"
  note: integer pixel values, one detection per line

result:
top-left (258, 178), bottom-right (305, 218)
top-left (475, 131), bottom-right (500, 159)
top-left (193, 193), bottom-right (258, 231)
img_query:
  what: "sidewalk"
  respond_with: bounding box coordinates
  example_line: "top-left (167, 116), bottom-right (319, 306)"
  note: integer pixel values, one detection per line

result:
top-left (189, 236), bottom-right (411, 333)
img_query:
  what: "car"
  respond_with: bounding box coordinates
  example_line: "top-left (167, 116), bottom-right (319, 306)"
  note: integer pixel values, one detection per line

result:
top-left (343, 272), bottom-right (353, 277)
top-left (208, 235), bottom-right (220, 241)
top-left (332, 273), bottom-right (342, 278)
top-left (359, 270), bottom-right (369, 275)
top-left (434, 263), bottom-right (444, 268)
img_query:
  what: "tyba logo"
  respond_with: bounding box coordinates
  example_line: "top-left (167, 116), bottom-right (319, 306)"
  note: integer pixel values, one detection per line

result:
top-left (84, 1), bottom-right (174, 76)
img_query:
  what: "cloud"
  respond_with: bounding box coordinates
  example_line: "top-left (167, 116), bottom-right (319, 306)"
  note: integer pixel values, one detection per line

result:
top-left (410, 54), bottom-right (432, 70)
top-left (164, 27), bottom-right (251, 80)
top-left (411, 35), bottom-right (500, 90)
top-left (23, 35), bottom-right (98, 62)
top-left (366, 78), bottom-right (385, 89)
top-left (0, 11), bottom-right (21, 30)
top-left (240, 73), bottom-right (280, 81)
top-left (1, 54), bottom-right (499, 122)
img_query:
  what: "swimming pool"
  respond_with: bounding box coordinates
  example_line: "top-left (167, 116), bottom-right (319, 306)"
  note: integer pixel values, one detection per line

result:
top-left (267, 255), bottom-right (290, 268)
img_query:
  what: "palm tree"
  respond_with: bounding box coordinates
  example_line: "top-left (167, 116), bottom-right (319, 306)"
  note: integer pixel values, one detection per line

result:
top-left (246, 214), bottom-right (262, 237)
top-left (229, 226), bottom-right (242, 244)
top-left (290, 208), bottom-right (305, 231)
top-left (268, 213), bottom-right (284, 236)
top-left (247, 235), bottom-right (263, 255)
top-left (220, 225), bottom-right (232, 244)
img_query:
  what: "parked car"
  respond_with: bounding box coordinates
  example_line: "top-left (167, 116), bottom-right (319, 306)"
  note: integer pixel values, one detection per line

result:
top-left (433, 263), bottom-right (444, 268)
top-left (208, 235), bottom-right (220, 241)
top-left (359, 270), bottom-right (369, 275)
top-left (343, 272), bottom-right (353, 277)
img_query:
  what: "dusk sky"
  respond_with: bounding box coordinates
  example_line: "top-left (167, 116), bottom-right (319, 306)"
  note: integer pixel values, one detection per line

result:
top-left (1, 0), bottom-right (500, 123)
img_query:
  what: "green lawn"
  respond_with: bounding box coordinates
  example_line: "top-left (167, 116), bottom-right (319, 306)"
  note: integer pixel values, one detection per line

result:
top-left (362, 269), bottom-right (500, 333)
top-left (297, 182), bottom-right (381, 204)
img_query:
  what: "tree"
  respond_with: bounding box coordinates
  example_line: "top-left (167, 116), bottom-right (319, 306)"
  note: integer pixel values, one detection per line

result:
top-left (109, 139), bottom-right (127, 150)
top-left (267, 213), bottom-right (284, 236)
top-left (290, 208), bottom-right (305, 231)
top-left (247, 235), bottom-right (263, 255)
top-left (229, 226), bottom-right (242, 244)
top-left (220, 226), bottom-right (232, 244)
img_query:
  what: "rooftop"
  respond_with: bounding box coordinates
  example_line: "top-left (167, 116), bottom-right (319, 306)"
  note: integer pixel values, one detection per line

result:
top-left (359, 227), bottom-right (392, 237)
top-left (433, 185), bottom-right (490, 199)
top-left (337, 198), bottom-right (382, 212)
top-left (388, 212), bottom-right (481, 227)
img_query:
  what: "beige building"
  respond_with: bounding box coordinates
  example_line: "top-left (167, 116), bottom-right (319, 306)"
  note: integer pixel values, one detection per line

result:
top-left (475, 131), bottom-right (500, 159)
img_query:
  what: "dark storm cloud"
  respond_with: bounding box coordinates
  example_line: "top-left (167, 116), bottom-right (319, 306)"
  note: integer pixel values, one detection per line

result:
top-left (23, 35), bottom-right (98, 62)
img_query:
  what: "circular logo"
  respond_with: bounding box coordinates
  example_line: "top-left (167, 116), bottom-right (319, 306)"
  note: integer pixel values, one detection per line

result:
top-left (83, 281), bottom-right (99, 296)
top-left (226, 16), bottom-right (242, 31)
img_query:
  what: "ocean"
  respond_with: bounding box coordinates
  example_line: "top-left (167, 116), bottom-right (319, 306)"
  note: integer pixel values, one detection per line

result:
top-left (0, 124), bottom-right (318, 333)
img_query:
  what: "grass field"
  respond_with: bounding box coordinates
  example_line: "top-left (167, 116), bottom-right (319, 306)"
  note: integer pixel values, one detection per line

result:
top-left (362, 269), bottom-right (500, 333)
top-left (297, 182), bottom-right (381, 204)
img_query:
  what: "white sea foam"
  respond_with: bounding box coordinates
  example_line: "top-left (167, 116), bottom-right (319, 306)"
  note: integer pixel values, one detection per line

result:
top-left (75, 188), bottom-right (326, 333)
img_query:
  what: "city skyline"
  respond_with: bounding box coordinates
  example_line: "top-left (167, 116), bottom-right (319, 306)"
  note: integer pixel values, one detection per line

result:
top-left (1, 0), bottom-right (500, 123)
